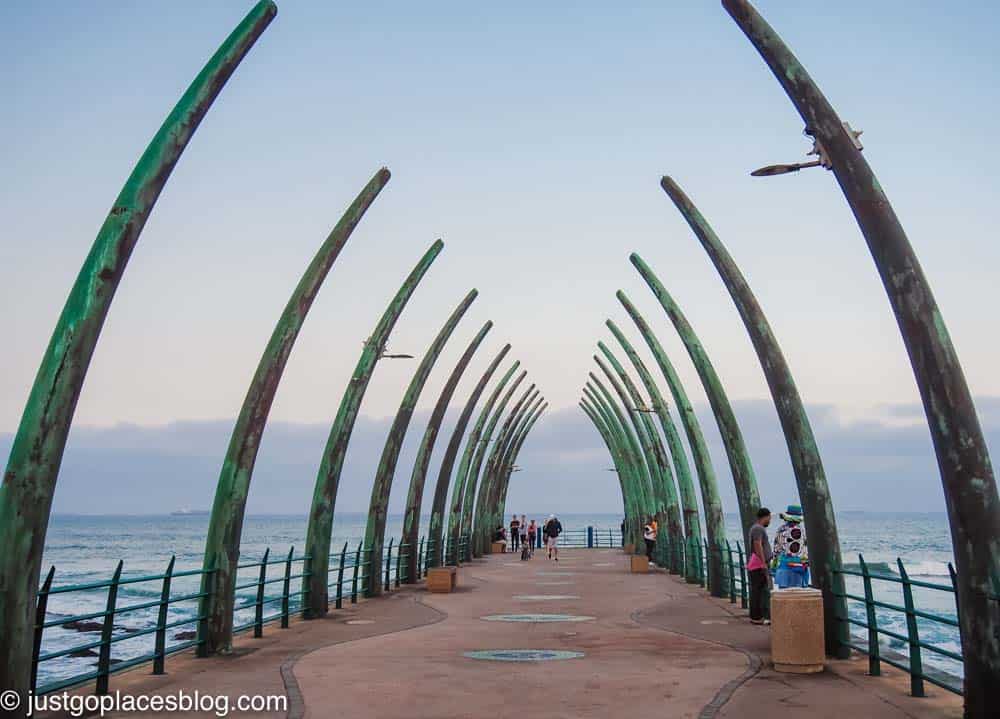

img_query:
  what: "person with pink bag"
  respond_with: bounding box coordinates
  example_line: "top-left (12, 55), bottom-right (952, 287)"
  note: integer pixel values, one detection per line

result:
top-left (747, 507), bottom-right (773, 625)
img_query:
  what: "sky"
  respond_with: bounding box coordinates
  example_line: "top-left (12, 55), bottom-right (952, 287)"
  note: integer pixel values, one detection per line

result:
top-left (1, 1), bottom-right (998, 517)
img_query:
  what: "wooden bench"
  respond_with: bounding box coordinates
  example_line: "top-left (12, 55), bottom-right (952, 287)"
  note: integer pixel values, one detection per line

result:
top-left (490, 541), bottom-right (507, 554)
top-left (426, 566), bottom-right (458, 593)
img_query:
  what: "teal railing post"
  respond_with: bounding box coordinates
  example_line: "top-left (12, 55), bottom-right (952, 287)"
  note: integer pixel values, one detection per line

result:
top-left (897, 559), bottom-right (925, 697)
top-left (334, 542), bottom-right (348, 610)
top-left (31, 567), bottom-right (55, 690)
top-left (726, 540), bottom-right (736, 603)
top-left (736, 542), bottom-right (748, 609)
top-left (351, 542), bottom-right (362, 604)
top-left (280, 547), bottom-right (294, 629)
top-left (153, 556), bottom-right (175, 674)
top-left (588, 526), bottom-right (594, 548)
top-left (96, 561), bottom-right (124, 695)
top-left (197, 556), bottom-right (214, 657)
top-left (859, 555), bottom-right (880, 676)
top-left (254, 548), bottom-right (269, 639)
top-left (384, 539), bottom-right (393, 593)
top-left (395, 540), bottom-right (403, 588)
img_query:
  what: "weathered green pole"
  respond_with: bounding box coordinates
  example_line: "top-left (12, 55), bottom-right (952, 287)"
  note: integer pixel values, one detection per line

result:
top-left (0, 2), bottom-right (277, 696)
top-left (472, 384), bottom-right (537, 554)
top-left (460, 370), bottom-right (528, 556)
top-left (429, 345), bottom-right (511, 567)
top-left (617, 291), bottom-right (725, 583)
top-left (446, 362), bottom-right (521, 561)
top-left (661, 175), bottom-right (847, 655)
top-left (631, 254), bottom-right (761, 536)
top-left (597, 341), bottom-right (683, 572)
top-left (402, 322), bottom-right (493, 579)
top-left (304, 240), bottom-right (443, 617)
top-left (200, 167), bottom-right (389, 654)
top-left (497, 402), bottom-right (548, 516)
top-left (579, 401), bottom-right (634, 528)
top-left (586, 375), bottom-right (657, 544)
top-left (606, 320), bottom-right (703, 557)
top-left (597, 342), bottom-right (684, 570)
top-left (363, 290), bottom-right (478, 597)
top-left (593, 357), bottom-right (666, 524)
top-left (483, 393), bottom-right (543, 543)
top-left (583, 385), bottom-right (646, 548)
top-left (724, 2), bottom-right (1000, 699)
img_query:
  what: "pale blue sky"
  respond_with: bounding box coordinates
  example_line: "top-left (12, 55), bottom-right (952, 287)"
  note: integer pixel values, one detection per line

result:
top-left (2, 1), bottom-right (998, 513)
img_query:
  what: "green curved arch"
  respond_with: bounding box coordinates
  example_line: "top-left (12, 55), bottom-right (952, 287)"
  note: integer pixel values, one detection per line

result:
top-left (616, 291), bottom-right (724, 584)
top-left (430, 345), bottom-right (511, 566)
top-left (0, 1), bottom-right (277, 687)
top-left (459, 370), bottom-right (527, 557)
top-left (303, 240), bottom-right (443, 617)
top-left (630, 253), bottom-right (760, 536)
top-left (445, 361), bottom-right (520, 561)
top-left (201, 167), bottom-right (390, 653)
top-left (472, 384), bottom-right (536, 554)
top-left (597, 343), bottom-right (682, 571)
top-left (401, 321), bottom-right (493, 579)
top-left (497, 401), bottom-right (548, 517)
top-left (363, 289), bottom-right (478, 596)
top-left (478, 391), bottom-right (542, 548)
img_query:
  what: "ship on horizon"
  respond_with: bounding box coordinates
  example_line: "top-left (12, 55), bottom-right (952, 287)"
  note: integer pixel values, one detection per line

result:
top-left (170, 508), bottom-right (210, 516)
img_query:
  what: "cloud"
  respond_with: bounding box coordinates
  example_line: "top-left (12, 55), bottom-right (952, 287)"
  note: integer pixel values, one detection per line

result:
top-left (4, 396), bottom-right (997, 518)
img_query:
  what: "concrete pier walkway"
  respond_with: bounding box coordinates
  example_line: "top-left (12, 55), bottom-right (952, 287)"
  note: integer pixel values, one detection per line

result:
top-left (84, 548), bottom-right (962, 719)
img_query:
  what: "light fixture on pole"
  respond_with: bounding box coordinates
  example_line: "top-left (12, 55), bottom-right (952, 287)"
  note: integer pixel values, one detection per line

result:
top-left (751, 122), bottom-right (862, 177)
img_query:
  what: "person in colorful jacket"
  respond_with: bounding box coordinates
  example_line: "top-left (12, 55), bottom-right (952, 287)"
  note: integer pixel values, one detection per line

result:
top-left (772, 504), bottom-right (809, 588)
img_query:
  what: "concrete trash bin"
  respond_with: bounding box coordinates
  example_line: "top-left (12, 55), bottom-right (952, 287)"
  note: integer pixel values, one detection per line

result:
top-left (770, 587), bottom-right (825, 673)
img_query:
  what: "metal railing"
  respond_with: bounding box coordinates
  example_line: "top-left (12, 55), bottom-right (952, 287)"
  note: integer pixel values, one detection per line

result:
top-left (32, 534), bottom-right (439, 697)
top-left (832, 554), bottom-right (969, 696)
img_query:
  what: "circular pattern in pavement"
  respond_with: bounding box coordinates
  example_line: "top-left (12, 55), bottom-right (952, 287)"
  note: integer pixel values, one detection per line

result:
top-left (344, 619), bottom-right (376, 625)
top-left (535, 571), bottom-right (575, 576)
top-left (513, 595), bottom-right (580, 601)
top-left (536, 581), bottom-right (575, 586)
top-left (480, 614), bottom-right (594, 623)
top-left (464, 649), bottom-right (585, 662)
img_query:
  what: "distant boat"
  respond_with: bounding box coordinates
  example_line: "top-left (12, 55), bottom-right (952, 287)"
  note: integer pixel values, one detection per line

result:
top-left (170, 508), bottom-right (210, 517)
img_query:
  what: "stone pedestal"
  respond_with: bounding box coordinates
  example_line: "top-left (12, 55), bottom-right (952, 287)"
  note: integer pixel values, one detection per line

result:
top-left (630, 555), bottom-right (649, 573)
top-left (489, 541), bottom-right (506, 554)
top-left (426, 566), bottom-right (457, 593)
top-left (623, 543), bottom-right (635, 555)
top-left (770, 587), bottom-right (825, 673)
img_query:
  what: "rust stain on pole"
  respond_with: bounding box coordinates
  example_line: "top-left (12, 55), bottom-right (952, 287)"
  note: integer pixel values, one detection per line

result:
top-left (661, 175), bottom-right (847, 654)
top-left (0, 2), bottom-right (277, 694)
top-left (724, 1), bottom-right (1000, 697)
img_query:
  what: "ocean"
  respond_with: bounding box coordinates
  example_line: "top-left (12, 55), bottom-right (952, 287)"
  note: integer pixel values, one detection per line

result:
top-left (35, 511), bottom-right (961, 690)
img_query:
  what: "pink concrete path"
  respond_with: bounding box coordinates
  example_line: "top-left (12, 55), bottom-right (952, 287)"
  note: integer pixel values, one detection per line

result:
top-left (60, 548), bottom-right (963, 718)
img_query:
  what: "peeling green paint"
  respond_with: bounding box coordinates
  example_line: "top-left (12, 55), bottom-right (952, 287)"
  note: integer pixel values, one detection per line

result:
top-left (429, 345), bottom-right (511, 567)
top-left (303, 240), bottom-right (443, 617)
top-left (363, 289), bottom-right (477, 596)
top-left (200, 167), bottom-right (389, 654)
top-left (724, 1), bottom-right (1000, 700)
top-left (661, 174), bottom-right (847, 656)
top-left (446, 362), bottom-right (520, 559)
top-left (0, 2), bottom-right (276, 697)
top-left (630, 254), bottom-right (760, 536)
top-left (402, 322), bottom-right (493, 578)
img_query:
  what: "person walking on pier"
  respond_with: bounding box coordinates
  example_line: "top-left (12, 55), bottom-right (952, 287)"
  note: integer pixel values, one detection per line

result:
top-left (643, 517), bottom-right (657, 565)
top-left (520, 514), bottom-right (528, 550)
top-left (748, 507), bottom-right (772, 625)
top-left (772, 504), bottom-right (809, 589)
top-left (544, 514), bottom-right (562, 560)
top-left (527, 519), bottom-right (537, 557)
top-left (510, 514), bottom-right (521, 553)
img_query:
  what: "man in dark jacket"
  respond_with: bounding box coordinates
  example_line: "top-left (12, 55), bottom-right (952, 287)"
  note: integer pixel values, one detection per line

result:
top-left (543, 514), bottom-right (563, 561)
